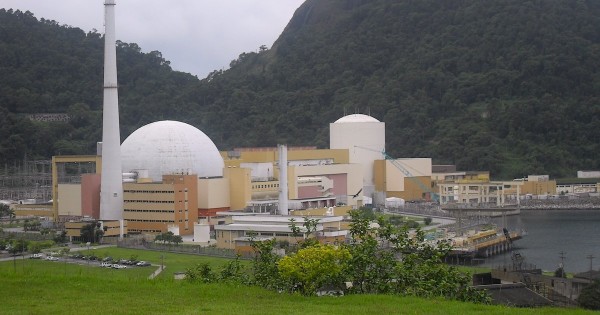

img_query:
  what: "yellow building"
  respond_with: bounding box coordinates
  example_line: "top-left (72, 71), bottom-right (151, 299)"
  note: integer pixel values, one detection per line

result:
top-left (222, 147), bottom-right (364, 211)
top-left (374, 158), bottom-right (433, 201)
top-left (65, 220), bottom-right (126, 242)
top-left (519, 175), bottom-right (557, 195)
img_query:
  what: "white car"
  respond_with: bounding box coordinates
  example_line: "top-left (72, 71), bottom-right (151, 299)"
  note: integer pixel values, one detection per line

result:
top-left (111, 264), bottom-right (127, 269)
top-left (45, 256), bottom-right (59, 261)
top-left (30, 253), bottom-right (44, 259)
top-left (101, 262), bottom-right (113, 268)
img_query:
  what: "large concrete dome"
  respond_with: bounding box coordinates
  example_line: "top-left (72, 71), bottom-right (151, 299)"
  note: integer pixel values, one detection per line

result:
top-left (334, 114), bottom-right (380, 123)
top-left (121, 120), bottom-right (224, 181)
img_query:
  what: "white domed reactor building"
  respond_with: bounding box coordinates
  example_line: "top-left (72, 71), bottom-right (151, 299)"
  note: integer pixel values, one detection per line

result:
top-left (121, 120), bottom-right (224, 181)
top-left (330, 114), bottom-right (385, 198)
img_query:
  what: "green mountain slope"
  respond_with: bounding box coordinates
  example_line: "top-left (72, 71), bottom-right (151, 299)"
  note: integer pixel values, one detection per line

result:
top-left (2, 1), bottom-right (600, 179)
top-left (201, 0), bottom-right (600, 178)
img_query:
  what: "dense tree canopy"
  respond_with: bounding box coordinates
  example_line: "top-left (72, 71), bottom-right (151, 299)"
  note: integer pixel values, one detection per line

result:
top-left (2, 0), bottom-right (600, 179)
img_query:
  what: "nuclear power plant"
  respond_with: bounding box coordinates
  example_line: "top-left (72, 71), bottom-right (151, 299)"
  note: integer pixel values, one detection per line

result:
top-left (42, 0), bottom-right (436, 246)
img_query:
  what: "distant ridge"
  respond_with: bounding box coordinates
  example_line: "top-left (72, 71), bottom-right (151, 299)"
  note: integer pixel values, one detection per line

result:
top-left (2, 1), bottom-right (600, 179)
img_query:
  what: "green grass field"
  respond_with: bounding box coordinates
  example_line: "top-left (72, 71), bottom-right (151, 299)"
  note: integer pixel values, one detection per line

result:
top-left (0, 248), bottom-right (594, 315)
top-left (75, 247), bottom-right (248, 279)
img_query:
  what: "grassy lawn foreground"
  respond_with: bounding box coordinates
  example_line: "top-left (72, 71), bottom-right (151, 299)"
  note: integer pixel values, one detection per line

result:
top-left (0, 255), bottom-right (595, 314)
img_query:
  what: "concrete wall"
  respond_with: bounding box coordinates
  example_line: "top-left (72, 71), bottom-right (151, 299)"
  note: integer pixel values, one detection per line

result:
top-left (225, 167), bottom-right (252, 210)
top-left (294, 164), bottom-right (362, 207)
top-left (58, 184), bottom-right (82, 216)
top-left (198, 177), bottom-right (230, 209)
top-left (81, 173), bottom-right (101, 219)
top-left (385, 158), bottom-right (432, 192)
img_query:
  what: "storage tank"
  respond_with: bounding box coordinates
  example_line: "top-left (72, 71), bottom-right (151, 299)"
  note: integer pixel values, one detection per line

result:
top-left (330, 114), bottom-right (385, 198)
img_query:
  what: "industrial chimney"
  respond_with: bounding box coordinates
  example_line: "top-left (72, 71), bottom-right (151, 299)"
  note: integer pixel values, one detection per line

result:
top-left (99, 0), bottom-right (124, 223)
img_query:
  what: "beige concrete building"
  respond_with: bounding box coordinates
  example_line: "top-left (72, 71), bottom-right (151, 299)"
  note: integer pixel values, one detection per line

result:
top-left (519, 175), bottom-right (557, 196)
top-left (214, 215), bottom-right (348, 252)
top-left (374, 158), bottom-right (434, 201)
top-left (123, 175), bottom-right (198, 235)
top-left (65, 220), bottom-right (126, 242)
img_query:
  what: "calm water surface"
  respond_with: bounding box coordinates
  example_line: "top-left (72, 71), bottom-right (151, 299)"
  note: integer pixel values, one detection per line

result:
top-left (481, 210), bottom-right (600, 273)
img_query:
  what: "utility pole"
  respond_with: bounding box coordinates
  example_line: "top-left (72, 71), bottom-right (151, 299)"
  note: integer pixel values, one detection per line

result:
top-left (586, 254), bottom-right (595, 276)
top-left (559, 251), bottom-right (567, 278)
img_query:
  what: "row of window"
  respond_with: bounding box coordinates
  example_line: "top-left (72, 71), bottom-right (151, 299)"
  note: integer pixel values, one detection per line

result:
top-left (129, 229), bottom-right (162, 233)
top-left (124, 200), bottom-right (175, 203)
top-left (244, 231), bottom-right (291, 237)
top-left (127, 219), bottom-right (175, 223)
top-left (124, 209), bottom-right (175, 213)
top-left (124, 190), bottom-right (175, 194)
top-left (252, 184), bottom-right (279, 189)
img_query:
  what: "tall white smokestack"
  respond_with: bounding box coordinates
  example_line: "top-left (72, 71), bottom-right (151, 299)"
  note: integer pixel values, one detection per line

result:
top-left (100, 0), bottom-right (123, 222)
top-left (278, 144), bottom-right (289, 215)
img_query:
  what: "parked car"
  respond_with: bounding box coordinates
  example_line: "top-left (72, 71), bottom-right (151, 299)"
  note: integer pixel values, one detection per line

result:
top-left (101, 262), bottom-right (112, 268)
top-left (45, 256), bottom-right (59, 261)
top-left (102, 256), bottom-right (113, 262)
top-left (136, 261), bottom-right (151, 267)
top-left (30, 253), bottom-right (44, 259)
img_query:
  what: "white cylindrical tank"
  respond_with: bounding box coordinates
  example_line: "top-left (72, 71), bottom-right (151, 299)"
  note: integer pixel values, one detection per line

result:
top-left (330, 114), bottom-right (385, 197)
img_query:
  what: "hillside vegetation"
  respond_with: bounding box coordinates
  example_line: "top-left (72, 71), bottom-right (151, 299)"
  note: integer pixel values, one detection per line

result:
top-left (2, 0), bottom-right (600, 179)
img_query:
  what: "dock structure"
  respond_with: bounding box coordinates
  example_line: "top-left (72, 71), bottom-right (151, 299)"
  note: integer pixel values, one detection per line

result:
top-left (448, 229), bottom-right (523, 258)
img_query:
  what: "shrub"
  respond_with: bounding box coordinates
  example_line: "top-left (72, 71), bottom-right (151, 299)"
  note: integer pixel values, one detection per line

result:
top-left (278, 244), bottom-right (351, 295)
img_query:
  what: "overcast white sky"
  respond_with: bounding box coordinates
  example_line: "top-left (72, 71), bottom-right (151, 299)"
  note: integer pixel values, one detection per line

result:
top-left (2, 0), bottom-right (305, 78)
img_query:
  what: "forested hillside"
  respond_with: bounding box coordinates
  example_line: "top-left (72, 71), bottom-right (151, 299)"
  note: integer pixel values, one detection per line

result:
top-left (0, 9), bottom-right (199, 163)
top-left (2, 0), bottom-right (600, 179)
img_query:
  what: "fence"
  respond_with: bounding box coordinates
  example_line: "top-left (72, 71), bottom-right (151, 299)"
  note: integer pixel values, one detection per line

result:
top-left (0, 231), bottom-right (54, 242)
top-left (117, 239), bottom-right (252, 259)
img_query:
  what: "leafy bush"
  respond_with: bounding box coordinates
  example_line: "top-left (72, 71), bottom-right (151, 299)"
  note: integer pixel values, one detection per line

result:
top-left (405, 220), bottom-right (420, 229)
top-left (578, 280), bottom-right (600, 310)
top-left (278, 244), bottom-right (351, 295)
top-left (241, 211), bottom-right (489, 303)
top-left (185, 256), bottom-right (248, 284)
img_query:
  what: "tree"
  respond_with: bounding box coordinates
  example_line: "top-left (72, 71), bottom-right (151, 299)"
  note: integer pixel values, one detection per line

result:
top-left (342, 210), bottom-right (490, 302)
top-left (424, 217), bottom-right (433, 225)
top-left (250, 238), bottom-right (281, 290)
top-left (278, 244), bottom-right (351, 295)
top-left (8, 239), bottom-right (28, 256)
top-left (578, 280), bottom-right (600, 310)
top-left (0, 203), bottom-right (13, 218)
top-left (80, 222), bottom-right (103, 243)
top-left (289, 217), bottom-right (320, 249)
top-left (53, 231), bottom-right (67, 244)
top-left (172, 235), bottom-right (183, 245)
top-left (554, 266), bottom-right (567, 278)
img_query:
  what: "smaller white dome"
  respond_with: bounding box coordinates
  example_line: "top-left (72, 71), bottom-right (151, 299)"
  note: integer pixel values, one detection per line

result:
top-left (334, 114), bottom-right (380, 123)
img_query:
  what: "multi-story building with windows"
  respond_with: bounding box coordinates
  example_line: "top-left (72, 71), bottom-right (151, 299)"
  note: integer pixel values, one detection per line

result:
top-left (123, 175), bottom-right (198, 235)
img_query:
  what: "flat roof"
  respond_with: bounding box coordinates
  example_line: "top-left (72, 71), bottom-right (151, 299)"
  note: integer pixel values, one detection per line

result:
top-left (232, 215), bottom-right (343, 224)
top-left (215, 223), bottom-right (315, 233)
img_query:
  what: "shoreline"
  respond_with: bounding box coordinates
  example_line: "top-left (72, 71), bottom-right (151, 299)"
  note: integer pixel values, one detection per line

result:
top-left (518, 198), bottom-right (600, 210)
